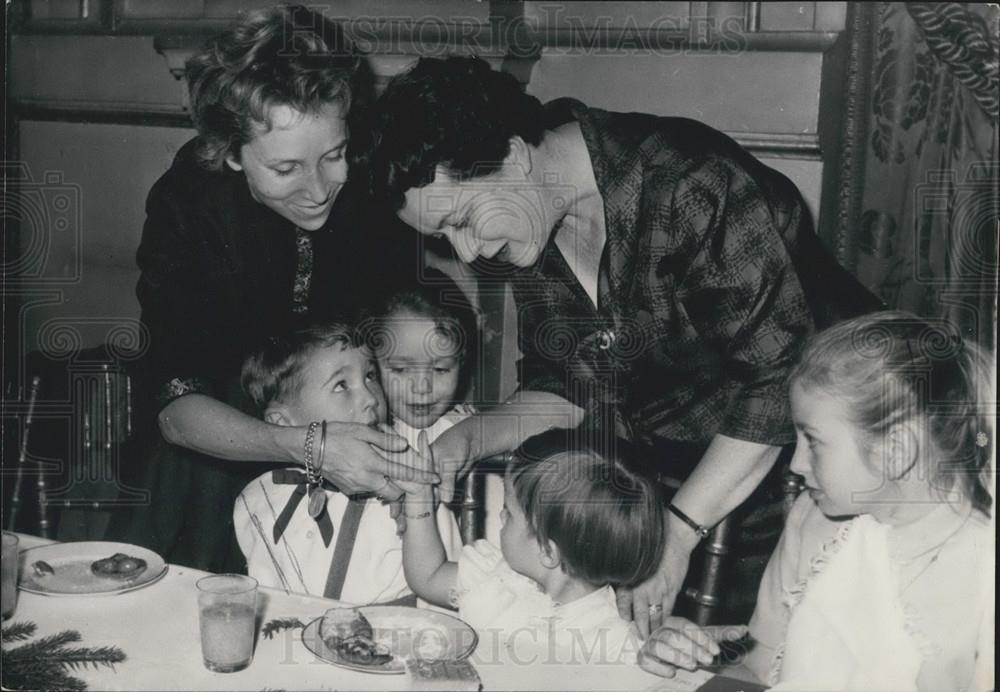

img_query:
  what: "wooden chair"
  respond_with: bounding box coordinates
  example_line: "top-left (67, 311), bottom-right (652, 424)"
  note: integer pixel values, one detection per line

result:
top-left (455, 455), bottom-right (506, 546)
top-left (681, 460), bottom-right (806, 626)
top-left (7, 345), bottom-right (150, 540)
top-left (6, 376), bottom-right (44, 535)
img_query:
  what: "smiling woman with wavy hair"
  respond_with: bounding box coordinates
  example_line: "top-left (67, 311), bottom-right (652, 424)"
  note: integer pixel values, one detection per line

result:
top-left (110, 6), bottom-right (427, 573)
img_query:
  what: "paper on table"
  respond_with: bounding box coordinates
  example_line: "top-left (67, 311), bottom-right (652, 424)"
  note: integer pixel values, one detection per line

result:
top-left (641, 668), bottom-right (715, 692)
top-left (476, 659), bottom-right (709, 692)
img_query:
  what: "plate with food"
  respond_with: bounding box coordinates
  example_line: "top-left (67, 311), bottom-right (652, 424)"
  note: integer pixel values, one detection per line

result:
top-left (301, 605), bottom-right (478, 675)
top-left (18, 541), bottom-right (168, 596)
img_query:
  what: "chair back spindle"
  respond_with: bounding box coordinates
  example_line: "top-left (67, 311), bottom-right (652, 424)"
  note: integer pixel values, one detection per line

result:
top-left (7, 376), bottom-right (41, 532)
top-left (14, 349), bottom-right (145, 539)
top-left (459, 472), bottom-right (483, 546)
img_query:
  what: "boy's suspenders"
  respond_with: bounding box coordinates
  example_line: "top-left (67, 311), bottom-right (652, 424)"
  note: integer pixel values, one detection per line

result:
top-left (321, 498), bottom-right (420, 607)
top-left (323, 497), bottom-right (366, 600)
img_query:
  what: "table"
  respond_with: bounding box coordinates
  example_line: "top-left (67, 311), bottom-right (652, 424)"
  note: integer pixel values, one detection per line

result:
top-left (5, 535), bottom-right (743, 691)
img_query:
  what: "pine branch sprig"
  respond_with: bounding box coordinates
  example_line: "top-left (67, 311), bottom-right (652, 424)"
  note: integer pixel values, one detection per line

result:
top-left (1, 621), bottom-right (36, 643)
top-left (261, 617), bottom-right (305, 640)
top-left (55, 646), bottom-right (127, 670)
top-left (1, 659), bottom-right (89, 691)
top-left (4, 629), bottom-right (82, 660)
top-left (2, 620), bottom-right (127, 692)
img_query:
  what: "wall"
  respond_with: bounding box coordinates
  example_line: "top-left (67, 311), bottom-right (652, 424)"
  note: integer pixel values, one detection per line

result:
top-left (8, 33), bottom-right (196, 385)
top-left (14, 121), bottom-right (192, 361)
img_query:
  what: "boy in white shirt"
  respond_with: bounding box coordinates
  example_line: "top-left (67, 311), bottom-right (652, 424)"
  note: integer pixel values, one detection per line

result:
top-left (233, 323), bottom-right (461, 603)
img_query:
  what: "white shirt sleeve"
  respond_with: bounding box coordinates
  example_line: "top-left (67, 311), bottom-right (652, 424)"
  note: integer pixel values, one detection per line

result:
top-left (456, 539), bottom-right (505, 593)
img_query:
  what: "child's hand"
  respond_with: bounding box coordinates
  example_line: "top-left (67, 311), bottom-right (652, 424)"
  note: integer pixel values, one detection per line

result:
top-left (405, 431), bottom-right (438, 503)
top-left (388, 431), bottom-right (437, 537)
top-left (387, 498), bottom-right (405, 536)
top-left (638, 617), bottom-right (748, 679)
top-left (387, 481), bottom-right (434, 536)
top-left (373, 424), bottom-right (440, 490)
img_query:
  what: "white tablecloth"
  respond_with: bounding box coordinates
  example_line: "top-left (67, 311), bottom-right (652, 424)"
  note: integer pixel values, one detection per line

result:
top-left (6, 535), bottom-right (728, 691)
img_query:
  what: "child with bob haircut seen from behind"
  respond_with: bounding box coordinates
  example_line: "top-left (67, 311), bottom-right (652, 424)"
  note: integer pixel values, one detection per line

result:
top-left (640, 311), bottom-right (995, 692)
top-left (396, 428), bottom-right (666, 666)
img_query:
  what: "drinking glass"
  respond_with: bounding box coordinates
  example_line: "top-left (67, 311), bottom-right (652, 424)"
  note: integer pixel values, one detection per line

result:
top-left (1, 532), bottom-right (20, 620)
top-left (196, 574), bottom-right (257, 673)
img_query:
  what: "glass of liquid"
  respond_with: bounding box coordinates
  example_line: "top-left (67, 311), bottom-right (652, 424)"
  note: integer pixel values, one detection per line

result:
top-left (196, 574), bottom-right (257, 673)
top-left (1, 532), bottom-right (19, 620)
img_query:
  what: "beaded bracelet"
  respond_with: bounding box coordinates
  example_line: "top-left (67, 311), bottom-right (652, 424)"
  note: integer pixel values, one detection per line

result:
top-left (315, 420), bottom-right (327, 479)
top-left (303, 421), bottom-right (320, 478)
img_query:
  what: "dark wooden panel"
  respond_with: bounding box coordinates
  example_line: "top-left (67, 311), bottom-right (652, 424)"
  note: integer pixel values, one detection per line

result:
top-left (14, 0), bottom-right (111, 34)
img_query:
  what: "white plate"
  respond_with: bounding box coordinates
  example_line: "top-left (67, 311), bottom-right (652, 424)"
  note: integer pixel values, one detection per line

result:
top-left (18, 541), bottom-right (168, 596)
top-left (300, 605), bottom-right (478, 675)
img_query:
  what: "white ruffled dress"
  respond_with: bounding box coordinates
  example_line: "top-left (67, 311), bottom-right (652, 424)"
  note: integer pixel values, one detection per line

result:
top-left (749, 492), bottom-right (994, 691)
top-left (453, 540), bottom-right (642, 667)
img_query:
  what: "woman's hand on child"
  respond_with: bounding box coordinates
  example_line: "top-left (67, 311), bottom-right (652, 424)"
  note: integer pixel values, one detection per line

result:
top-left (428, 433), bottom-right (472, 504)
top-left (638, 618), bottom-right (748, 678)
top-left (379, 430), bottom-right (438, 534)
top-left (617, 537), bottom-right (692, 638)
top-left (317, 422), bottom-right (438, 498)
top-left (375, 428), bottom-right (440, 484)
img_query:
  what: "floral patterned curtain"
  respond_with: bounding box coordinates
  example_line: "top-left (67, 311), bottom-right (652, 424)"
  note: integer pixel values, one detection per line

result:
top-left (825, 2), bottom-right (998, 350)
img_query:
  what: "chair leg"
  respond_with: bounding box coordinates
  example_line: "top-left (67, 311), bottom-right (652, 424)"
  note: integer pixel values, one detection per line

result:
top-left (684, 515), bottom-right (736, 626)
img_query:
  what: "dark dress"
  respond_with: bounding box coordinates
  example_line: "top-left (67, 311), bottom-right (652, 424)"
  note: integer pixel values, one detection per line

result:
top-left (110, 137), bottom-right (421, 572)
top-left (515, 99), bottom-right (881, 463)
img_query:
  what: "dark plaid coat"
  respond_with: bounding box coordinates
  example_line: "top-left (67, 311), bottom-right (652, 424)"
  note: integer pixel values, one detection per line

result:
top-left (513, 99), bottom-right (819, 450)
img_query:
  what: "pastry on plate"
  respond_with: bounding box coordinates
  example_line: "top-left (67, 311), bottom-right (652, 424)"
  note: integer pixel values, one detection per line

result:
top-left (319, 607), bottom-right (392, 666)
top-left (31, 560), bottom-right (55, 577)
top-left (90, 553), bottom-right (148, 581)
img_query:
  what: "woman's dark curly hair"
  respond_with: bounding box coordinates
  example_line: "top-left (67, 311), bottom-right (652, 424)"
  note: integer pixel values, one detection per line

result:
top-left (185, 5), bottom-right (370, 171)
top-left (364, 56), bottom-right (547, 210)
